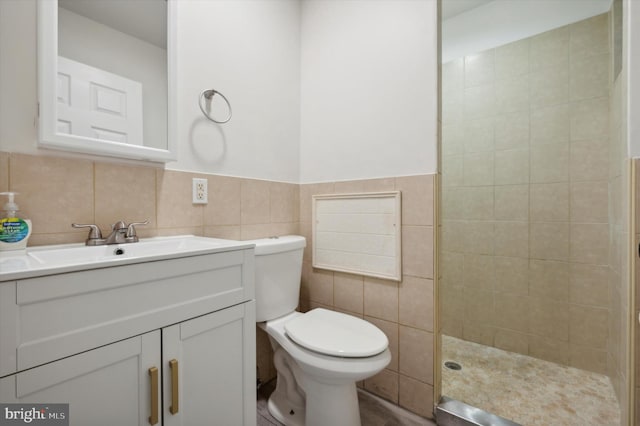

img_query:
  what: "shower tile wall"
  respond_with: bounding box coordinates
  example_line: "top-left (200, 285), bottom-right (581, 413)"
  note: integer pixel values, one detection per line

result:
top-left (299, 176), bottom-right (436, 419)
top-left (441, 14), bottom-right (610, 374)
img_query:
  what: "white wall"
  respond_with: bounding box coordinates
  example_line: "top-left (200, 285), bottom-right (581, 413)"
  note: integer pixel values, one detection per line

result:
top-left (299, 0), bottom-right (439, 183)
top-left (172, 0), bottom-right (301, 182)
top-left (442, 0), bottom-right (612, 63)
top-left (0, 0), bottom-right (439, 184)
top-left (58, 8), bottom-right (167, 150)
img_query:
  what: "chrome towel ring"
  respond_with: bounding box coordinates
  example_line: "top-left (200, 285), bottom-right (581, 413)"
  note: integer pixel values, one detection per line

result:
top-left (199, 89), bottom-right (232, 124)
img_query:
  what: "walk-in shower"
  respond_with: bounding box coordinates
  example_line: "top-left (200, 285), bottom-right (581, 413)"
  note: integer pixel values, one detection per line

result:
top-left (438, 0), bottom-right (631, 424)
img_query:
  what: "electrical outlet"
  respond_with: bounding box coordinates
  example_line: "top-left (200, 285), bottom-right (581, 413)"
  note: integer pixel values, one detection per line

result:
top-left (192, 178), bottom-right (208, 204)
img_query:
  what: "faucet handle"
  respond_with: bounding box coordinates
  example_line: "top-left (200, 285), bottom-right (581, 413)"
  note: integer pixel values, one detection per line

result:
top-left (71, 223), bottom-right (103, 239)
top-left (126, 220), bottom-right (149, 238)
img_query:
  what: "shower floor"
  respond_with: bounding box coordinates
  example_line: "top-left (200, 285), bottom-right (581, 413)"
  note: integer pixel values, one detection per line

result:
top-left (441, 335), bottom-right (620, 426)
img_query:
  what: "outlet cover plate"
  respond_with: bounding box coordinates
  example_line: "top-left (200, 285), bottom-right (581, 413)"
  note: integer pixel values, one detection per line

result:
top-left (192, 178), bottom-right (208, 204)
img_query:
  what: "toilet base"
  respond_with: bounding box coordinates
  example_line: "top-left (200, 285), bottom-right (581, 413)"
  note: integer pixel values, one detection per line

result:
top-left (268, 389), bottom-right (305, 426)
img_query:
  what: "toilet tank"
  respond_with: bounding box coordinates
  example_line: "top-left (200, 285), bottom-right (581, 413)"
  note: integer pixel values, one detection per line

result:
top-left (249, 235), bottom-right (306, 322)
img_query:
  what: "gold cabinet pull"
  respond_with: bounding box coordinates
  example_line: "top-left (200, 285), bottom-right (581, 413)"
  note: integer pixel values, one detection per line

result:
top-left (148, 367), bottom-right (159, 425)
top-left (169, 359), bottom-right (179, 414)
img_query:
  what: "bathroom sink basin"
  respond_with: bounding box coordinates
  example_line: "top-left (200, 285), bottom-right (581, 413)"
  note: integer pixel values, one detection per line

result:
top-left (0, 235), bottom-right (253, 281)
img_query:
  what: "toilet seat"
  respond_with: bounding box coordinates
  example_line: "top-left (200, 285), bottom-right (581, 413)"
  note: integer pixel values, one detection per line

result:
top-left (284, 308), bottom-right (388, 357)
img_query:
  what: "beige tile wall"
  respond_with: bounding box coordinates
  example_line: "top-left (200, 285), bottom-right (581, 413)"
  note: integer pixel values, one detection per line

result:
top-left (441, 14), bottom-right (611, 375)
top-left (1, 152), bottom-right (299, 245)
top-left (299, 175), bottom-right (436, 419)
top-left (1, 151), bottom-right (435, 418)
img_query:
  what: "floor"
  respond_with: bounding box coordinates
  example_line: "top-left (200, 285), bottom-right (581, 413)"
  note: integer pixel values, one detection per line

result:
top-left (441, 335), bottom-right (621, 426)
top-left (257, 379), bottom-right (436, 426)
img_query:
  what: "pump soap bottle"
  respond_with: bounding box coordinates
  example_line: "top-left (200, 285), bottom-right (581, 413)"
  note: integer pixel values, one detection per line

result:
top-left (0, 192), bottom-right (32, 251)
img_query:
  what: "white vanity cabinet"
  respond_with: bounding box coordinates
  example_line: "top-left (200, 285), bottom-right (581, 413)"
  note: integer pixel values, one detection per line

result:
top-left (0, 240), bottom-right (256, 426)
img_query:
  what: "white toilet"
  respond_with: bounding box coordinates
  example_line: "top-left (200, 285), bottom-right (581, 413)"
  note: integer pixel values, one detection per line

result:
top-left (251, 235), bottom-right (391, 426)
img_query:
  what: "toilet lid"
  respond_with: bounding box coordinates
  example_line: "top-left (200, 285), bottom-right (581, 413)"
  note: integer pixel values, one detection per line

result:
top-left (284, 308), bottom-right (388, 357)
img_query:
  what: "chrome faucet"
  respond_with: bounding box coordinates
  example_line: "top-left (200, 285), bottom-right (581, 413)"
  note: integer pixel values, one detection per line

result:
top-left (72, 220), bottom-right (149, 246)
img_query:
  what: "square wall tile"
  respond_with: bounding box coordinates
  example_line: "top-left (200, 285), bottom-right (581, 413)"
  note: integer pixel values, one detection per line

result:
top-left (464, 50), bottom-right (494, 88)
top-left (95, 163), bottom-right (157, 233)
top-left (241, 179), bottom-right (270, 225)
top-left (570, 223), bottom-right (608, 265)
top-left (494, 185), bottom-right (528, 221)
top-left (529, 26), bottom-right (569, 72)
top-left (530, 143), bottom-right (569, 184)
top-left (462, 322), bottom-right (495, 346)
top-left (530, 183), bottom-right (569, 222)
top-left (270, 182), bottom-right (297, 223)
top-left (570, 53), bottom-right (610, 102)
top-left (463, 287), bottom-right (494, 325)
top-left (464, 84), bottom-right (496, 120)
top-left (10, 154), bottom-right (94, 234)
top-left (463, 221), bottom-right (494, 255)
top-left (364, 369), bottom-right (399, 403)
top-left (364, 277), bottom-right (398, 322)
top-left (205, 175), bottom-right (241, 226)
top-left (569, 13), bottom-right (610, 62)
top-left (495, 76), bottom-right (529, 113)
top-left (569, 263), bottom-right (609, 307)
top-left (570, 180), bottom-right (608, 223)
top-left (570, 97), bottom-right (609, 141)
top-left (495, 149), bottom-right (529, 185)
top-left (399, 326), bottom-right (434, 384)
top-left (494, 111), bottom-right (529, 151)
top-left (569, 305), bottom-right (608, 349)
top-left (530, 104), bottom-right (570, 147)
top-left (494, 256), bottom-right (529, 295)
top-left (442, 89), bottom-right (463, 125)
top-left (494, 292), bottom-right (529, 332)
top-left (362, 178), bottom-right (396, 192)
top-left (463, 152), bottom-right (494, 186)
top-left (570, 139), bottom-right (609, 182)
top-left (399, 276), bottom-right (434, 332)
top-left (442, 125), bottom-right (464, 156)
top-left (462, 186), bottom-right (494, 220)
top-left (366, 316), bottom-right (399, 372)
top-left (303, 263), bottom-right (334, 306)
top-left (333, 180), bottom-right (365, 194)
top-left (396, 174), bottom-right (434, 226)
top-left (399, 376), bottom-right (434, 419)
top-left (463, 117), bottom-right (494, 153)
top-left (530, 222), bottom-right (569, 261)
top-left (442, 58), bottom-right (464, 93)
top-left (442, 220), bottom-right (465, 253)
top-left (528, 298), bottom-right (569, 341)
top-left (529, 335), bottom-right (569, 364)
top-left (157, 169), bottom-right (204, 229)
top-left (333, 272), bottom-right (364, 315)
top-left (443, 155), bottom-right (464, 187)
top-left (494, 221), bottom-right (529, 258)
top-left (204, 225), bottom-right (241, 240)
top-left (529, 259), bottom-right (569, 301)
top-left (463, 254), bottom-right (494, 291)
top-left (569, 345), bottom-right (607, 375)
top-left (529, 65), bottom-right (569, 109)
top-left (402, 226), bottom-right (434, 279)
top-left (494, 329), bottom-right (529, 355)
top-left (495, 38), bottom-right (529, 80)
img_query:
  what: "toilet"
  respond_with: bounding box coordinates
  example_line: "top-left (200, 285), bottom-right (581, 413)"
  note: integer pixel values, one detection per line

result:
top-left (251, 235), bottom-right (391, 426)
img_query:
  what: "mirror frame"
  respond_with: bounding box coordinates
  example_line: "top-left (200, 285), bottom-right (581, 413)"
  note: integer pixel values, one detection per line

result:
top-left (36, 0), bottom-right (177, 163)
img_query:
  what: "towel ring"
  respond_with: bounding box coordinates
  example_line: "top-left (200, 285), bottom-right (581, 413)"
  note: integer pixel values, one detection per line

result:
top-left (199, 89), bottom-right (232, 124)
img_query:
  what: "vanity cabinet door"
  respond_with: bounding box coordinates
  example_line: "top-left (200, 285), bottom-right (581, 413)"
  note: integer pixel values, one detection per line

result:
top-left (162, 301), bottom-right (256, 426)
top-left (0, 331), bottom-right (161, 426)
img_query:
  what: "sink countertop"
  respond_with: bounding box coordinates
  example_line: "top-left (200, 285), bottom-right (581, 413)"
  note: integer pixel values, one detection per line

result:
top-left (0, 235), bottom-right (255, 282)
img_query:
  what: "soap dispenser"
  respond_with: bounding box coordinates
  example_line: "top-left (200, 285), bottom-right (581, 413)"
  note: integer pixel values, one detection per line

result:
top-left (0, 192), bottom-right (32, 251)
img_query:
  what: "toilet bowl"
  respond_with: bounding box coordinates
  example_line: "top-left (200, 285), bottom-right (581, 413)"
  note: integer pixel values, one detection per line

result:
top-left (250, 236), bottom-right (391, 426)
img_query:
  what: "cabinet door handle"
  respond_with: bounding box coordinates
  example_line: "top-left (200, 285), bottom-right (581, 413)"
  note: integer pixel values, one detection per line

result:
top-left (169, 359), bottom-right (179, 415)
top-left (148, 366), bottom-right (159, 425)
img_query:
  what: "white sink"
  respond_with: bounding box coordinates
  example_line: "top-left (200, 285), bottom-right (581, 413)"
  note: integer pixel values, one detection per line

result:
top-left (0, 235), bottom-right (253, 281)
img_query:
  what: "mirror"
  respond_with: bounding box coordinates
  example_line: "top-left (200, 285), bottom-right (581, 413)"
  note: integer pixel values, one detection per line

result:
top-left (37, 0), bottom-right (176, 162)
